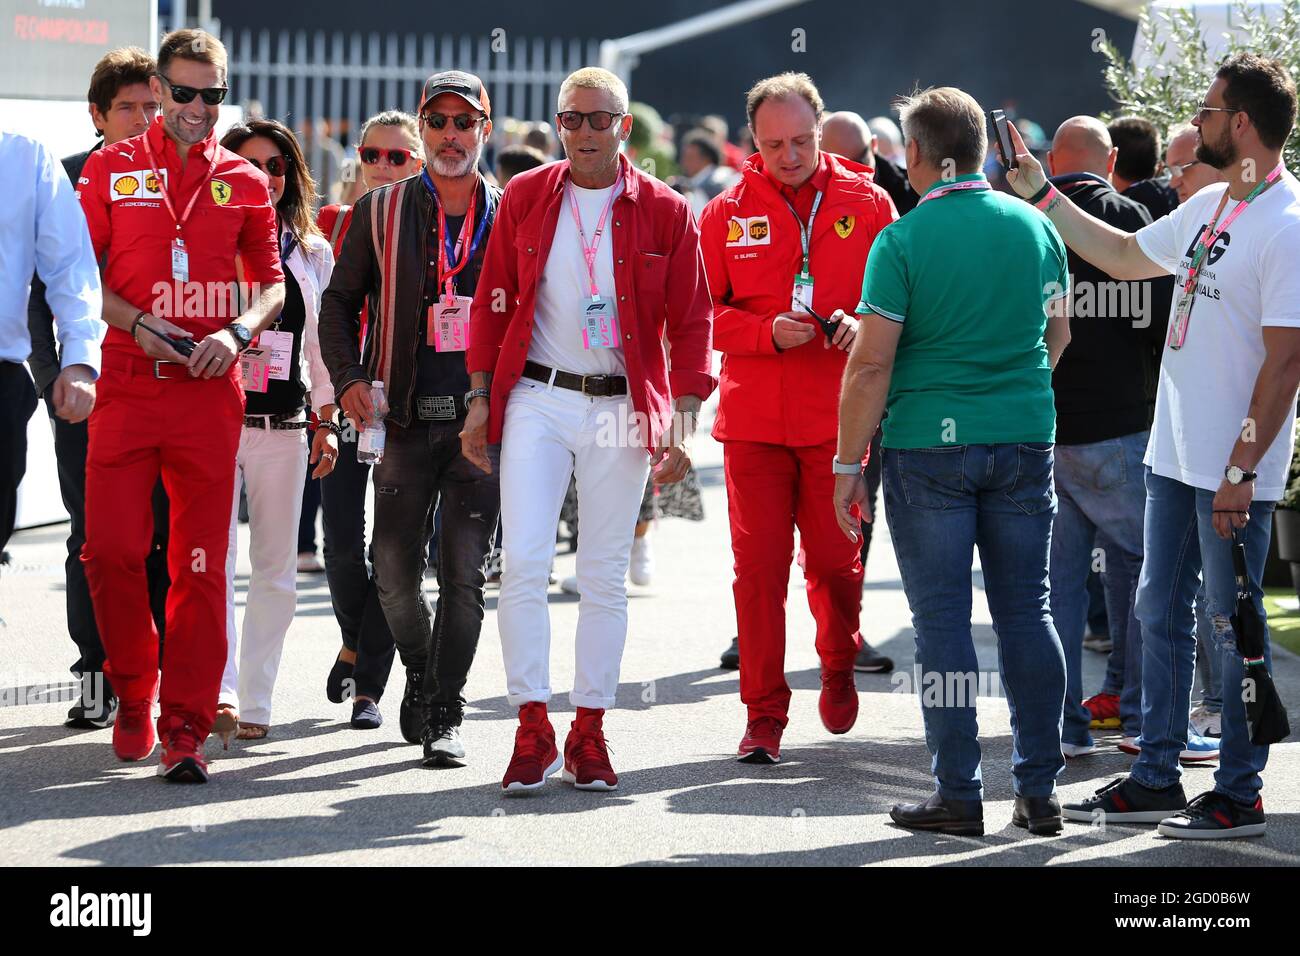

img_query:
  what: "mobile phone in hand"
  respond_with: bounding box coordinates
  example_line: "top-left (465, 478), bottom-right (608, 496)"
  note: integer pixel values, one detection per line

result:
top-left (990, 110), bottom-right (1018, 170)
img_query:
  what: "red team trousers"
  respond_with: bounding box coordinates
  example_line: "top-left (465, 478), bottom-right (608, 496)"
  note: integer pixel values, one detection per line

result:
top-left (81, 353), bottom-right (244, 738)
top-left (724, 439), bottom-right (864, 724)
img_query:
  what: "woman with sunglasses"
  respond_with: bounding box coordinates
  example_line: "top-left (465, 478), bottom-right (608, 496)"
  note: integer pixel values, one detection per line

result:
top-left (313, 111), bottom-right (422, 730)
top-left (214, 119), bottom-right (339, 744)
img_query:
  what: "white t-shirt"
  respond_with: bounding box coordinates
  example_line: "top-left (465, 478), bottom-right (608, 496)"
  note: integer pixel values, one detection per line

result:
top-left (1135, 169), bottom-right (1300, 500)
top-left (528, 179), bottom-right (627, 377)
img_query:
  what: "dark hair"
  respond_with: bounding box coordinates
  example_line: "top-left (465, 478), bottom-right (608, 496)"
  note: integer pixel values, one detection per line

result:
top-left (496, 144), bottom-right (548, 184)
top-left (746, 72), bottom-right (824, 131)
top-left (220, 120), bottom-right (322, 241)
top-left (1108, 116), bottom-right (1161, 182)
top-left (87, 47), bottom-right (156, 137)
top-left (681, 129), bottom-right (722, 167)
top-left (1217, 52), bottom-right (1297, 151)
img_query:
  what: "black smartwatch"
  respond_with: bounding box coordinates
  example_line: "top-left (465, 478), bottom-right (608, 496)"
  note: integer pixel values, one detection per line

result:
top-left (1225, 465), bottom-right (1258, 485)
top-left (226, 323), bottom-right (253, 352)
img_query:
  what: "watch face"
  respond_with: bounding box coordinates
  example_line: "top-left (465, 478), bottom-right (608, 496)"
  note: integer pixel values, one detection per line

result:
top-left (1227, 466), bottom-right (1243, 483)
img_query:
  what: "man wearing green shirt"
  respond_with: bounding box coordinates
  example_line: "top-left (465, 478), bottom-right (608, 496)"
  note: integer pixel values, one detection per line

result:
top-left (831, 86), bottom-right (1073, 837)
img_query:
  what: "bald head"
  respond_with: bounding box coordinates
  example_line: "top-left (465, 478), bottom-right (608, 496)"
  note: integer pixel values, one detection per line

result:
top-left (821, 110), bottom-right (873, 163)
top-left (1048, 115), bottom-right (1116, 178)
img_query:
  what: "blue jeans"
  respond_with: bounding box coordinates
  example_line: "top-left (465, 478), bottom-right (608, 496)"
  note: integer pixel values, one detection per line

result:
top-left (1049, 432), bottom-right (1148, 745)
top-left (1131, 469), bottom-right (1275, 802)
top-left (884, 443), bottom-right (1066, 801)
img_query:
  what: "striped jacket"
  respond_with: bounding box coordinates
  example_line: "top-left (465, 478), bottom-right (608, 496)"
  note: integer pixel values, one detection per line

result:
top-left (318, 172), bottom-right (500, 428)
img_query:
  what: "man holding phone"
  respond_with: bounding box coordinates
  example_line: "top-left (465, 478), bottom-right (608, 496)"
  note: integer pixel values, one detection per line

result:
top-left (698, 72), bottom-right (896, 764)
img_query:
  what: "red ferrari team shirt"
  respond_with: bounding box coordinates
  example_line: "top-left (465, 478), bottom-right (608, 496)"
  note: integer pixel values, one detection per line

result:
top-left (77, 115), bottom-right (283, 357)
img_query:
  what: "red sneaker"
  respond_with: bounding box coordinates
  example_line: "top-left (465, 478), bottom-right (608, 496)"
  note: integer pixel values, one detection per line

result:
top-left (738, 716), bottom-right (784, 764)
top-left (111, 700), bottom-right (156, 762)
top-left (501, 702), bottom-right (560, 795)
top-left (562, 707), bottom-right (618, 791)
top-left (1084, 692), bottom-right (1121, 730)
top-left (819, 668), bottom-right (859, 734)
top-left (157, 722), bottom-right (209, 783)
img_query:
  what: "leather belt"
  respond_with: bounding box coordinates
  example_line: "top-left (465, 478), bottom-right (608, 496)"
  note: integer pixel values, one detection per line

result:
top-left (522, 360), bottom-right (627, 397)
top-left (102, 352), bottom-right (205, 381)
top-left (415, 394), bottom-right (461, 421)
top-left (245, 410), bottom-right (308, 430)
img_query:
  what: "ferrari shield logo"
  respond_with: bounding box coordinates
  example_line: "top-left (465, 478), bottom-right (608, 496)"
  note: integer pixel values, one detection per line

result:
top-left (834, 215), bottom-right (855, 239)
top-left (210, 180), bottom-right (232, 205)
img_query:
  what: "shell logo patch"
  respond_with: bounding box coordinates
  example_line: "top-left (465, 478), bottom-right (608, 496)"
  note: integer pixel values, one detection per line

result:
top-left (726, 218), bottom-right (744, 244)
top-left (834, 215), bottom-right (855, 239)
top-left (110, 169), bottom-right (165, 201)
top-left (211, 180), bottom-right (232, 205)
top-left (726, 215), bottom-right (772, 248)
top-left (111, 174), bottom-right (140, 198)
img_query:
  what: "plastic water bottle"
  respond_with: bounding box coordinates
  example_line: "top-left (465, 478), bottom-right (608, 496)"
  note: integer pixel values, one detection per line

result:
top-left (357, 380), bottom-right (388, 464)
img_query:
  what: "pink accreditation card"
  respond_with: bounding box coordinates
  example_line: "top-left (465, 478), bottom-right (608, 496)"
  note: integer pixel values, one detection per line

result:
top-left (580, 296), bottom-right (620, 350)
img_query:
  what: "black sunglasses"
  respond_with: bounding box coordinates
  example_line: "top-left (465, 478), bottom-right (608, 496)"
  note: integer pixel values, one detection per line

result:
top-left (421, 112), bottom-right (485, 132)
top-left (245, 155), bottom-right (291, 177)
top-left (157, 73), bottom-right (228, 106)
top-left (359, 146), bottom-right (419, 166)
top-left (556, 110), bottom-right (624, 131)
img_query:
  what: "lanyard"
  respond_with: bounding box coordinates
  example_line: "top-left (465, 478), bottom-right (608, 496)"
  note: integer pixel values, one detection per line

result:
top-left (567, 179), bottom-right (619, 301)
top-left (782, 189), bottom-right (823, 278)
top-left (917, 180), bottom-right (992, 205)
top-left (142, 133), bottom-right (218, 236)
top-left (424, 171), bottom-right (486, 301)
top-left (280, 230), bottom-right (299, 265)
top-left (1182, 164), bottom-right (1283, 297)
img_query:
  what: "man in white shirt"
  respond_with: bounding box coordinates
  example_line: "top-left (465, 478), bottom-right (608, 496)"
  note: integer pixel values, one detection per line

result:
top-left (0, 131), bottom-right (103, 557)
top-left (1005, 53), bottom-right (1300, 840)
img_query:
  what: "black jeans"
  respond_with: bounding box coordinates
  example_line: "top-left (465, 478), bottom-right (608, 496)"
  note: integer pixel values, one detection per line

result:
top-left (372, 418), bottom-right (500, 706)
top-left (0, 362), bottom-right (38, 556)
top-left (321, 422), bottom-right (396, 700)
top-left (40, 382), bottom-right (170, 678)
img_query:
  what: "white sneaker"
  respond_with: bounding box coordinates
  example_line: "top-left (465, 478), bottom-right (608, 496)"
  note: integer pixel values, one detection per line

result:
top-left (1189, 704), bottom-right (1222, 738)
top-left (629, 533), bottom-right (654, 586)
top-left (1062, 741), bottom-right (1099, 758)
top-left (559, 575), bottom-right (580, 596)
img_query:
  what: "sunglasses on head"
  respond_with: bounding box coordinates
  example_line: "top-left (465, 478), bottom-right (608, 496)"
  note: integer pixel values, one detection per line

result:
top-left (359, 146), bottom-right (419, 166)
top-left (556, 110), bottom-right (623, 131)
top-left (246, 155), bottom-right (291, 177)
top-left (157, 73), bottom-right (228, 106)
top-left (421, 112), bottom-right (485, 132)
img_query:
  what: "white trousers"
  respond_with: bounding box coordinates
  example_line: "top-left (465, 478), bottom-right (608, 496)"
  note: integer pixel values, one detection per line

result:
top-left (221, 422), bottom-right (308, 724)
top-left (497, 378), bottom-right (650, 710)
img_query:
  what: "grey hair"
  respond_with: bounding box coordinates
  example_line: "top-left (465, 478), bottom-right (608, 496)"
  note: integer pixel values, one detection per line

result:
top-left (896, 86), bottom-right (987, 173)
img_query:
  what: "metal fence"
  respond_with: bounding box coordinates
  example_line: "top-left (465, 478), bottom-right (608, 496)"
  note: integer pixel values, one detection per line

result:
top-left (222, 29), bottom-right (602, 199)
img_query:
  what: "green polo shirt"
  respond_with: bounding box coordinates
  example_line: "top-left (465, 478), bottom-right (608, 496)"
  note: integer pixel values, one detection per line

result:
top-left (857, 173), bottom-right (1068, 449)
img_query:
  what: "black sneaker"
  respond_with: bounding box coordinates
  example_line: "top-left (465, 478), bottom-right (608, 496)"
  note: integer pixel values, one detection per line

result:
top-left (422, 702), bottom-right (466, 766)
top-left (1062, 776), bottom-right (1187, 824)
top-left (66, 692), bottom-right (119, 730)
top-left (1158, 791), bottom-right (1266, 840)
top-left (854, 640), bottom-right (894, 673)
top-left (399, 668), bottom-right (424, 744)
top-left (350, 699), bottom-right (382, 729)
top-left (326, 652), bottom-right (355, 704)
top-left (719, 637), bottom-right (739, 670)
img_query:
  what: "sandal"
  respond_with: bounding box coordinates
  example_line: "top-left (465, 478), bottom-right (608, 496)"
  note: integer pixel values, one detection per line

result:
top-left (214, 703), bottom-right (240, 751)
top-left (236, 722), bottom-right (269, 741)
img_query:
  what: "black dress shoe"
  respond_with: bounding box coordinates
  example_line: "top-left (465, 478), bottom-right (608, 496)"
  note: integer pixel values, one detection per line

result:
top-left (890, 791), bottom-right (984, 836)
top-left (399, 668), bottom-right (424, 743)
top-left (719, 637), bottom-right (739, 670)
top-left (326, 653), bottom-right (355, 704)
top-left (350, 699), bottom-right (382, 729)
top-left (1012, 794), bottom-right (1063, 835)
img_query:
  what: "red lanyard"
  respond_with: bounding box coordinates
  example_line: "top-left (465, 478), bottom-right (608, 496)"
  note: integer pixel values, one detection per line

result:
top-left (142, 133), bottom-right (218, 235)
top-left (567, 180), bottom-right (618, 300)
top-left (435, 184), bottom-right (479, 302)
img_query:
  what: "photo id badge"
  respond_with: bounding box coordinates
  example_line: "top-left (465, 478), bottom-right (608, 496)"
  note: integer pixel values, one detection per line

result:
top-left (171, 238), bottom-right (189, 283)
top-left (430, 295), bottom-right (472, 352)
top-left (1168, 285), bottom-right (1196, 350)
top-left (257, 329), bottom-right (294, 380)
top-left (580, 296), bottom-right (620, 350)
top-left (239, 347), bottom-right (269, 393)
top-left (791, 273), bottom-right (814, 312)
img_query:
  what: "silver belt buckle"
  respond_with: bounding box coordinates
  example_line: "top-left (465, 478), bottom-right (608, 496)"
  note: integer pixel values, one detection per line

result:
top-left (580, 374), bottom-right (608, 396)
top-left (417, 395), bottom-right (457, 420)
top-left (153, 360), bottom-right (169, 379)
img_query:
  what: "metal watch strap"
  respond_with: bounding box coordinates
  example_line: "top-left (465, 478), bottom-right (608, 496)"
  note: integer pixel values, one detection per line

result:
top-left (464, 387), bottom-right (491, 406)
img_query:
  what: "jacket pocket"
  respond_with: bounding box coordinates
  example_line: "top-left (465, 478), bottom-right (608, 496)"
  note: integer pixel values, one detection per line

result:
top-left (514, 233), bottom-right (540, 289)
top-left (634, 250), bottom-right (668, 299)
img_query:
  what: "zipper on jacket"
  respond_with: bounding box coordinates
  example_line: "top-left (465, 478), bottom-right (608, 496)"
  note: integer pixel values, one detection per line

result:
top-left (404, 189), bottom-right (433, 426)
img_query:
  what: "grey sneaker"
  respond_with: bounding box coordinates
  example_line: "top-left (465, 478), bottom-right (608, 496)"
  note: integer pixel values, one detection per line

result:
top-left (422, 703), bottom-right (466, 766)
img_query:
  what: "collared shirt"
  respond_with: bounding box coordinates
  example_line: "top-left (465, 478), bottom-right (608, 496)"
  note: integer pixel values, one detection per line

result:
top-left (766, 150), bottom-right (832, 224)
top-left (0, 132), bottom-right (103, 372)
top-left (77, 115), bottom-right (283, 359)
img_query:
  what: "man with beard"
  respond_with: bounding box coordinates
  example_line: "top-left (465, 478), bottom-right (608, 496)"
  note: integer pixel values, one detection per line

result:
top-left (319, 71), bottom-right (502, 767)
top-left (1006, 53), bottom-right (1300, 840)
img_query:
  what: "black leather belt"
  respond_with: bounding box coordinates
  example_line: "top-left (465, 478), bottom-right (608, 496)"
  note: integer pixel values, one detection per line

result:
top-left (416, 394), bottom-right (462, 421)
top-left (522, 360), bottom-right (627, 397)
top-left (245, 410), bottom-right (308, 430)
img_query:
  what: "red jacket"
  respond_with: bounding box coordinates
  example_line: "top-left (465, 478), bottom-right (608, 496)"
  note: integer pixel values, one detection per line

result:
top-left (468, 154), bottom-right (716, 450)
top-left (77, 116), bottom-right (282, 359)
top-left (700, 151), bottom-right (896, 447)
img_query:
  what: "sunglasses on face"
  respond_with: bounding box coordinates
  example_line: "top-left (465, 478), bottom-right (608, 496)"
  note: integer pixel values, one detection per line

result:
top-left (359, 146), bottom-right (419, 166)
top-left (556, 110), bottom-right (624, 131)
top-left (421, 112), bottom-right (484, 132)
top-left (157, 73), bottom-right (228, 106)
top-left (1196, 102), bottom-right (1241, 122)
top-left (246, 155), bottom-right (291, 177)
top-left (1163, 160), bottom-right (1202, 178)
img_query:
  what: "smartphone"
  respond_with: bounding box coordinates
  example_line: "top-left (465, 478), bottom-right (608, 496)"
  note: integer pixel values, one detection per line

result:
top-left (139, 321), bottom-right (196, 357)
top-left (990, 109), bottom-right (1018, 170)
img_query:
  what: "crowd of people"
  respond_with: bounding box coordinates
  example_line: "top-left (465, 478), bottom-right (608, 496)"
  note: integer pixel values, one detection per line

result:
top-left (4, 26), bottom-right (1298, 842)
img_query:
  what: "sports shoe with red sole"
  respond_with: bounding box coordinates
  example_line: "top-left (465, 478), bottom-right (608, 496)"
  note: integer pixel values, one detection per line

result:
top-left (502, 701), bottom-right (561, 795)
top-left (111, 700), bottom-right (156, 762)
top-left (562, 708), bottom-right (618, 791)
top-left (157, 723), bottom-right (209, 783)
top-left (738, 716), bottom-right (784, 764)
top-left (1084, 692), bottom-right (1121, 730)
top-left (819, 668), bottom-right (858, 734)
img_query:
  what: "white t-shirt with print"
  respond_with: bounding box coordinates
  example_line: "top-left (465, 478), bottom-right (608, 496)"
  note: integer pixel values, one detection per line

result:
top-left (528, 179), bottom-right (627, 378)
top-left (1135, 169), bottom-right (1300, 501)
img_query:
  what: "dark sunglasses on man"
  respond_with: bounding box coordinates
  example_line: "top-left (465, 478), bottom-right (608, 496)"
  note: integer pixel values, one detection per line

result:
top-left (556, 110), bottom-right (624, 131)
top-left (156, 72), bottom-right (228, 106)
top-left (422, 112), bottom-right (485, 132)
top-left (359, 146), bottom-right (420, 167)
top-left (245, 155), bottom-right (291, 177)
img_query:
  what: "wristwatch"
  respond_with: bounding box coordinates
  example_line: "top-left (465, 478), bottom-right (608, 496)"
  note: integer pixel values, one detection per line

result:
top-left (1225, 464), bottom-right (1258, 485)
top-left (226, 323), bottom-right (253, 352)
top-left (832, 455), bottom-right (864, 476)
top-left (464, 387), bottom-right (491, 407)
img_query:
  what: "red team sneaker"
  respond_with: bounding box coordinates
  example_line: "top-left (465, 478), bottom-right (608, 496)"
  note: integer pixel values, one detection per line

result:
top-left (563, 707), bottom-right (618, 791)
top-left (502, 702), bottom-right (561, 794)
top-left (819, 668), bottom-right (859, 734)
top-left (111, 700), bottom-right (156, 762)
top-left (738, 716), bottom-right (784, 764)
top-left (1084, 692), bottom-right (1121, 730)
top-left (157, 721), bottom-right (209, 783)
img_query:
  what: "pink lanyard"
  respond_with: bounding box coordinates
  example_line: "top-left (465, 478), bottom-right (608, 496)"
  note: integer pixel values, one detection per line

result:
top-left (142, 134), bottom-right (218, 236)
top-left (1182, 164), bottom-right (1283, 298)
top-left (917, 180), bottom-right (991, 205)
top-left (566, 180), bottom-right (618, 301)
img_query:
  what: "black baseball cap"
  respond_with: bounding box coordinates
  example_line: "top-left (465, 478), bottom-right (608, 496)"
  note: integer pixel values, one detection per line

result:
top-left (419, 70), bottom-right (491, 118)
